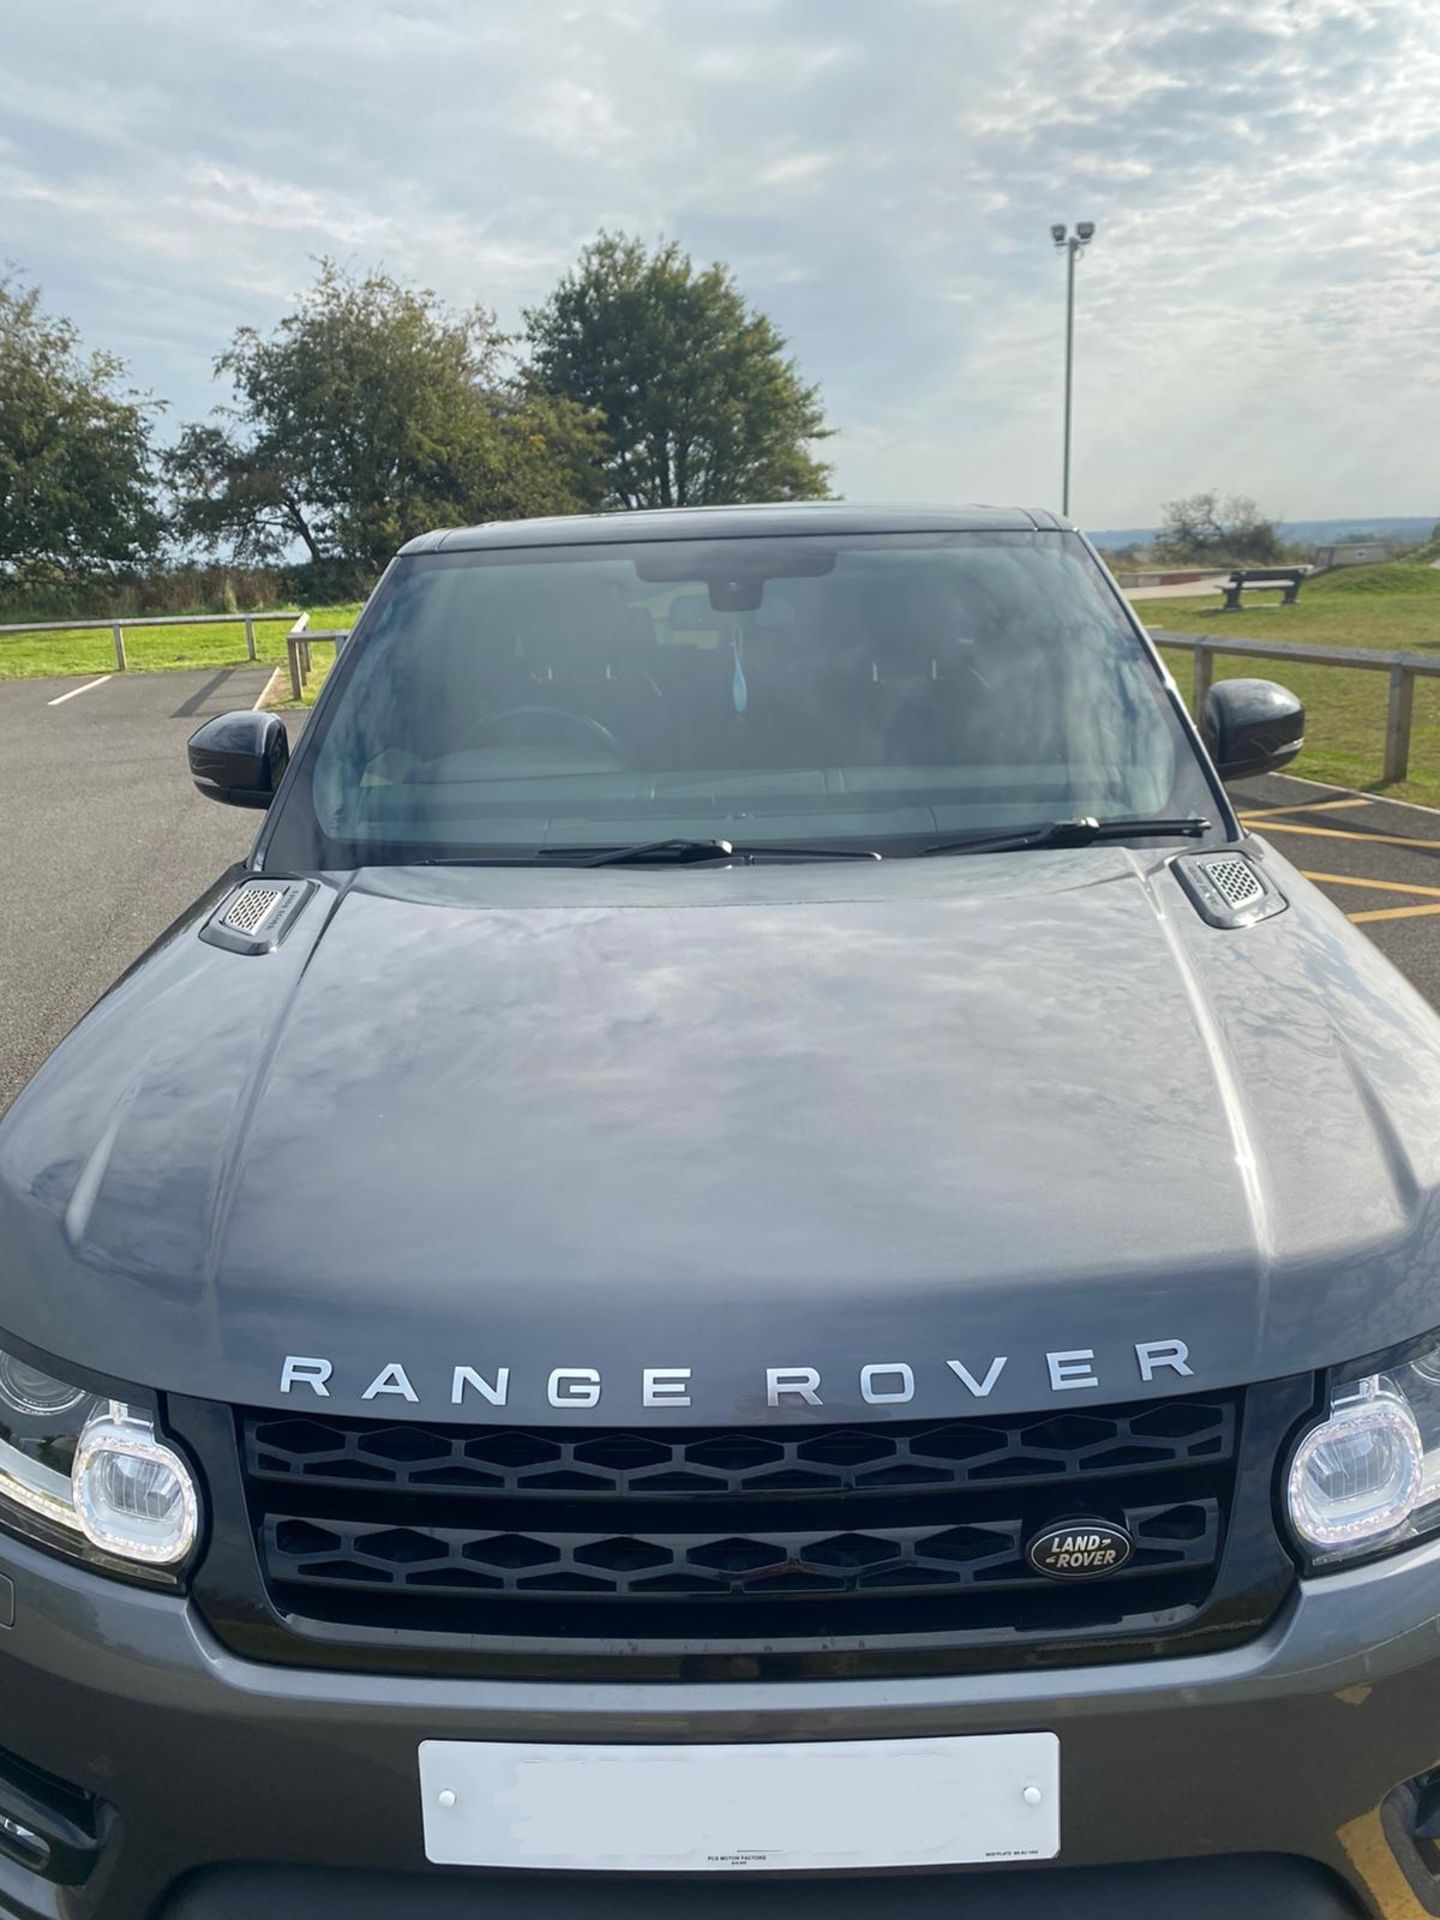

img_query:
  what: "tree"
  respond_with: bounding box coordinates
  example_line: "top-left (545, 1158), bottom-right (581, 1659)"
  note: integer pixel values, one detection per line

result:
top-left (524, 233), bottom-right (834, 509)
top-left (0, 274), bottom-right (163, 582)
top-left (1156, 491), bottom-right (1283, 566)
top-left (166, 262), bottom-right (605, 572)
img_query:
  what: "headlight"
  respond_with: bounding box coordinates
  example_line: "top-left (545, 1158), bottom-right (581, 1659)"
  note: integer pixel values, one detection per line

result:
top-left (0, 1345), bottom-right (199, 1574)
top-left (1287, 1340), bottom-right (1440, 1568)
top-left (73, 1409), bottom-right (199, 1564)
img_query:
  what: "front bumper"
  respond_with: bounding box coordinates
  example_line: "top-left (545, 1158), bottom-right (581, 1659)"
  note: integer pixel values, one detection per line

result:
top-left (3, 1527), bottom-right (1440, 1919)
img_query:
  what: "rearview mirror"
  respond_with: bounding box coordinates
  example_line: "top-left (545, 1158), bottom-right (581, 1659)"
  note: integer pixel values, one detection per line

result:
top-left (1201, 679), bottom-right (1305, 783)
top-left (187, 710), bottom-right (290, 809)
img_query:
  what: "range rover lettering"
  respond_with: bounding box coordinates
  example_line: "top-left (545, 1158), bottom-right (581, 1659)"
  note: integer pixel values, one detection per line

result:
top-left (4, 503), bottom-right (1440, 1917)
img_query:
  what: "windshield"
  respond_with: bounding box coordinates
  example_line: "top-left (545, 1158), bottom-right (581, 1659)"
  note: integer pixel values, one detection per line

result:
top-left (262, 530), bottom-right (1216, 867)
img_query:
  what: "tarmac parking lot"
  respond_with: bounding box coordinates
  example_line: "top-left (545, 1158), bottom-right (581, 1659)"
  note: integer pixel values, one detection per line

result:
top-left (3, 671), bottom-right (1440, 1117)
top-left (1231, 771), bottom-right (1440, 1005)
top-left (0, 667), bottom-right (274, 1113)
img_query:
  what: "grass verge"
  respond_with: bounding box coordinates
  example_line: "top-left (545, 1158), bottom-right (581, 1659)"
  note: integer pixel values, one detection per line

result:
top-left (269, 651), bottom-right (337, 711)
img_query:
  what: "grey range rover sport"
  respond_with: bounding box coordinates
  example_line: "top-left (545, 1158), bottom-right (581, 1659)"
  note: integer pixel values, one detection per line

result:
top-left (3, 503), bottom-right (1440, 1918)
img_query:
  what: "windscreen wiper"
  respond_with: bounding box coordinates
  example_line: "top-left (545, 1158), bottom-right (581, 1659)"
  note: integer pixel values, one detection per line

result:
top-left (416, 839), bottom-right (883, 869)
top-left (570, 838), bottom-right (883, 867)
top-left (919, 815), bottom-right (1212, 858)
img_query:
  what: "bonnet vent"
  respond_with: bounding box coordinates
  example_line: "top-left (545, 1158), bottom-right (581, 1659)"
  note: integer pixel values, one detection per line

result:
top-left (1174, 851), bottom-right (1286, 930)
top-left (201, 879), bottom-right (315, 956)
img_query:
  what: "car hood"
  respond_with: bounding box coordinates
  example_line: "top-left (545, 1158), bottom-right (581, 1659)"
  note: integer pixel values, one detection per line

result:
top-left (4, 847), bottom-right (1440, 1424)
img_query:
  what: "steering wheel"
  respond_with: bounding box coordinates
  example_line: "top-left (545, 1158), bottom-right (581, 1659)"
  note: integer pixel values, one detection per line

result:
top-left (460, 705), bottom-right (625, 758)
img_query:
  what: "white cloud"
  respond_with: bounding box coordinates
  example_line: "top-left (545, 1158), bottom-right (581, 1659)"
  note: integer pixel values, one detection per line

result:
top-left (3, 0), bottom-right (1437, 525)
top-left (751, 152), bottom-right (835, 189)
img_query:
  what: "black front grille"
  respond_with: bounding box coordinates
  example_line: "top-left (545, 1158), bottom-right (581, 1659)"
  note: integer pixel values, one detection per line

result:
top-left (263, 1500), bottom-right (1221, 1601)
top-left (239, 1395), bottom-right (1242, 1649)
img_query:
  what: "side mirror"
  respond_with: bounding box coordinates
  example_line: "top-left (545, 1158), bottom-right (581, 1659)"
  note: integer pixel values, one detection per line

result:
top-left (187, 710), bottom-right (290, 809)
top-left (1201, 678), bottom-right (1304, 782)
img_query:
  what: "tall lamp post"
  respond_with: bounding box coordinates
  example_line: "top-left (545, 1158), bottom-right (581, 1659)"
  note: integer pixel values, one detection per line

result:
top-left (1050, 221), bottom-right (1097, 517)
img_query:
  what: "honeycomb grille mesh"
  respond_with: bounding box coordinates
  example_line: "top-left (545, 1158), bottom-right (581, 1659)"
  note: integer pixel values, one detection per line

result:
top-left (222, 885), bottom-right (286, 936)
top-left (263, 1500), bottom-right (1219, 1600)
top-left (1199, 857), bottom-right (1265, 910)
top-left (245, 1402), bottom-right (1234, 1499)
top-left (242, 1398), bottom-right (1239, 1639)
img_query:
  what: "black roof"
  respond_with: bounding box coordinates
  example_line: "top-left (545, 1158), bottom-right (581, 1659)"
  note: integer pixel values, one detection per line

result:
top-left (399, 501), bottom-right (1068, 556)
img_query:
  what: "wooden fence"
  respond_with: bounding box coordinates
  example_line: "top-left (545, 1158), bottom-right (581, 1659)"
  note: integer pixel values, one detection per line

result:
top-left (1160, 630), bottom-right (1440, 785)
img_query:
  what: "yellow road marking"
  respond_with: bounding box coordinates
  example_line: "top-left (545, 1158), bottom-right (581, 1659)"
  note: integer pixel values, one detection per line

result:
top-left (1338, 1804), bottom-right (1432, 1917)
top-left (1237, 808), bottom-right (1440, 927)
top-left (1303, 872), bottom-right (1440, 900)
top-left (1349, 904), bottom-right (1440, 923)
top-left (1247, 819), bottom-right (1440, 853)
top-left (1239, 798), bottom-right (1373, 823)
top-left (1294, 868), bottom-right (1440, 926)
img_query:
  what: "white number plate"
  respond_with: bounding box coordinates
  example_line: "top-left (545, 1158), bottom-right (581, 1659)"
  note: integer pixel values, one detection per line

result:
top-left (419, 1731), bottom-right (1059, 1872)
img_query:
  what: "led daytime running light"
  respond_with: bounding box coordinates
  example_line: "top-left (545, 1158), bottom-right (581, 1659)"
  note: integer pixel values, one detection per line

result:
top-left (72, 1408), bottom-right (199, 1566)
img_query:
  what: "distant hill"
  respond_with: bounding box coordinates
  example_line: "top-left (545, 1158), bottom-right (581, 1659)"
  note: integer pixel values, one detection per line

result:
top-left (1089, 515), bottom-right (1436, 552)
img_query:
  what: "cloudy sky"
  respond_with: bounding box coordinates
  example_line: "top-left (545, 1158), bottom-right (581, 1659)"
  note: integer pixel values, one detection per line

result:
top-left (4, 0), bottom-right (1436, 528)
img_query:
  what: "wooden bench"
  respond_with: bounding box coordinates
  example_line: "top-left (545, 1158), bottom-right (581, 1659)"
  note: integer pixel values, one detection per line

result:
top-left (1222, 567), bottom-right (1307, 610)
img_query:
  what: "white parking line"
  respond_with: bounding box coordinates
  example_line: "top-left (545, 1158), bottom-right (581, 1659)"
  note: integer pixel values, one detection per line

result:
top-left (47, 675), bottom-right (113, 707)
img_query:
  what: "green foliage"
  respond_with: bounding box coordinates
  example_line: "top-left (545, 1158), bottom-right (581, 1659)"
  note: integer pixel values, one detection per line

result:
top-left (166, 262), bottom-right (605, 571)
top-left (525, 233), bottom-right (834, 509)
top-left (1156, 491), bottom-right (1285, 566)
top-left (0, 273), bottom-right (164, 583)
top-left (275, 556), bottom-right (378, 606)
top-left (0, 562), bottom-right (284, 624)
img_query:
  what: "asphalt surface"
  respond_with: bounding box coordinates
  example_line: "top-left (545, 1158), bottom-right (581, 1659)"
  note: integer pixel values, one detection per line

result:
top-left (2, 673), bottom-right (1439, 1116)
top-left (0, 668), bottom-right (278, 1114)
top-left (1230, 771), bottom-right (1440, 1005)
